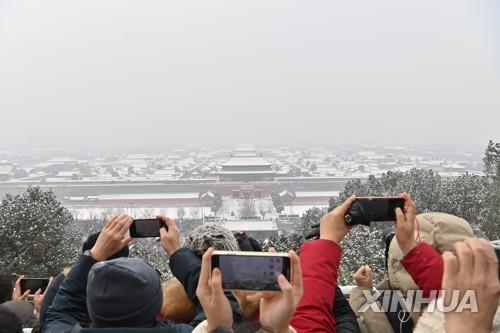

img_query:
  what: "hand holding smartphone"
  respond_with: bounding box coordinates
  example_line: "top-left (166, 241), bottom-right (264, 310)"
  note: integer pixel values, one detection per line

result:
top-left (129, 218), bottom-right (166, 238)
top-left (211, 251), bottom-right (291, 292)
top-left (344, 197), bottom-right (405, 226)
top-left (20, 278), bottom-right (50, 295)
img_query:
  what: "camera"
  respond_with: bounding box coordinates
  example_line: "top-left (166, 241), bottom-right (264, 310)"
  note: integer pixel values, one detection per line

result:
top-left (344, 197), bottom-right (404, 226)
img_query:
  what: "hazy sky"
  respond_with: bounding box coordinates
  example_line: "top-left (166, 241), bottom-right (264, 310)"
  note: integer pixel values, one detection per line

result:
top-left (0, 0), bottom-right (499, 152)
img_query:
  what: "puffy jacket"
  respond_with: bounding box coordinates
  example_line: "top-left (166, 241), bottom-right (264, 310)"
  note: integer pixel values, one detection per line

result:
top-left (43, 254), bottom-right (192, 333)
top-left (349, 212), bottom-right (474, 333)
top-left (291, 239), bottom-right (342, 332)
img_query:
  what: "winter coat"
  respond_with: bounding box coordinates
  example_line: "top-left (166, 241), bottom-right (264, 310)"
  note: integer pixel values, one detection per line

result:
top-left (334, 286), bottom-right (361, 333)
top-left (40, 272), bottom-right (66, 329)
top-left (168, 248), bottom-right (245, 327)
top-left (291, 239), bottom-right (343, 332)
top-left (349, 212), bottom-right (474, 333)
top-left (414, 297), bottom-right (500, 333)
top-left (43, 254), bottom-right (192, 333)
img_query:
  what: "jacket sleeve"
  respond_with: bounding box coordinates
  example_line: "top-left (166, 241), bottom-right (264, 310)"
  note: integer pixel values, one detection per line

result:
top-left (40, 272), bottom-right (65, 327)
top-left (43, 254), bottom-right (97, 333)
top-left (400, 242), bottom-right (443, 298)
top-left (334, 287), bottom-right (361, 333)
top-left (169, 248), bottom-right (203, 303)
top-left (291, 239), bottom-right (342, 333)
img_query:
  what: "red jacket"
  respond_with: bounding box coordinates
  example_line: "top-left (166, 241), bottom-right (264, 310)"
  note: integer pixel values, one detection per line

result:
top-left (400, 242), bottom-right (444, 297)
top-left (291, 239), bottom-right (342, 333)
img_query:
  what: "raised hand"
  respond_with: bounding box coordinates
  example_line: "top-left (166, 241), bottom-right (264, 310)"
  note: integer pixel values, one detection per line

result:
top-left (320, 195), bottom-right (356, 244)
top-left (247, 251), bottom-right (303, 333)
top-left (158, 216), bottom-right (181, 256)
top-left (90, 215), bottom-right (133, 261)
top-left (395, 192), bottom-right (417, 256)
top-left (443, 238), bottom-right (500, 333)
top-left (196, 247), bottom-right (233, 332)
top-left (354, 265), bottom-right (373, 289)
top-left (12, 275), bottom-right (30, 301)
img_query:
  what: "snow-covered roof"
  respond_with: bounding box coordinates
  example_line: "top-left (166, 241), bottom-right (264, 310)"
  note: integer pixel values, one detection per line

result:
top-left (98, 193), bottom-right (199, 200)
top-left (222, 156), bottom-right (272, 167)
top-left (224, 220), bottom-right (277, 231)
top-left (295, 191), bottom-right (341, 198)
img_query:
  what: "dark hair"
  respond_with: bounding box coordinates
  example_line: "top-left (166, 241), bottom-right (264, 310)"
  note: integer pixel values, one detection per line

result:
top-left (0, 273), bottom-right (13, 304)
top-left (82, 232), bottom-right (129, 259)
top-left (0, 308), bottom-right (22, 333)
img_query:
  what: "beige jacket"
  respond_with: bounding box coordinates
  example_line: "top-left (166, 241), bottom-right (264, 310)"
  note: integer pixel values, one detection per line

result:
top-left (414, 298), bottom-right (500, 333)
top-left (349, 213), bottom-right (474, 333)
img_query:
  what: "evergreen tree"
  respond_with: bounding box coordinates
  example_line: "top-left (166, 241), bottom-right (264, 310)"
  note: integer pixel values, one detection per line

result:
top-left (0, 187), bottom-right (81, 276)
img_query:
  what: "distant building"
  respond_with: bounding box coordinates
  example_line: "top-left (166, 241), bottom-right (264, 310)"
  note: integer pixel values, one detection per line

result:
top-left (218, 147), bottom-right (276, 182)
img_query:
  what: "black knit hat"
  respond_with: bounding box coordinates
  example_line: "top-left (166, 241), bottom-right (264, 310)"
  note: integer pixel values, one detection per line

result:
top-left (86, 257), bottom-right (163, 328)
top-left (82, 232), bottom-right (129, 260)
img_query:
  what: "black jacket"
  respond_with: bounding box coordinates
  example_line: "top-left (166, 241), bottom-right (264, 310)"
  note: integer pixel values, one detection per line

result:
top-left (40, 272), bottom-right (66, 329)
top-left (169, 248), bottom-right (244, 327)
top-left (43, 254), bottom-right (192, 333)
top-left (334, 287), bottom-right (361, 333)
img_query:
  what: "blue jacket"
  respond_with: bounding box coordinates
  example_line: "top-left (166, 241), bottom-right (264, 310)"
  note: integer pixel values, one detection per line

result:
top-left (43, 254), bottom-right (192, 333)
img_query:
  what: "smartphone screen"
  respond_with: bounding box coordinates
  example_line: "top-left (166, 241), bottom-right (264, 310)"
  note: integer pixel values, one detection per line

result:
top-left (212, 251), bottom-right (291, 291)
top-left (129, 218), bottom-right (164, 238)
top-left (20, 278), bottom-right (50, 295)
top-left (356, 197), bottom-right (405, 221)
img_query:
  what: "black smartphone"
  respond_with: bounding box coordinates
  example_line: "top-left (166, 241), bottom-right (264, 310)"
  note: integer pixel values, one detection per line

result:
top-left (129, 218), bottom-right (165, 238)
top-left (211, 251), bottom-right (291, 292)
top-left (344, 197), bottom-right (406, 226)
top-left (356, 197), bottom-right (405, 221)
top-left (20, 278), bottom-right (50, 295)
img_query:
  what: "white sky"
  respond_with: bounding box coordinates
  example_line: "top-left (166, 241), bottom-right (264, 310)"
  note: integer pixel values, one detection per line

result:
top-left (0, 0), bottom-right (499, 151)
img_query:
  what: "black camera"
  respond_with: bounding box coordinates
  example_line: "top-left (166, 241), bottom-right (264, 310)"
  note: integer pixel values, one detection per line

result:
top-left (344, 197), bottom-right (404, 226)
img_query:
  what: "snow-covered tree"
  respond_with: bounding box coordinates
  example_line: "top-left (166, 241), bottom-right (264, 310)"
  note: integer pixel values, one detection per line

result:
top-left (128, 239), bottom-right (171, 280)
top-left (0, 187), bottom-right (81, 276)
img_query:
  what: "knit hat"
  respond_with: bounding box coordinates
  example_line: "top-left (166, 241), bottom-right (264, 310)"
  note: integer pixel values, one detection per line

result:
top-left (187, 223), bottom-right (239, 256)
top-left (0, 300), bottom-right (33, 323)
top-left (87, 257), bottom-right (162, 328)
top-left (82, 232), bottom-right (129, 260)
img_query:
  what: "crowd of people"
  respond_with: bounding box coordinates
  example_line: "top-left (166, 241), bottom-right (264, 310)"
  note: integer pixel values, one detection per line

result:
top-left (0, 193), bottom-right (499, 333)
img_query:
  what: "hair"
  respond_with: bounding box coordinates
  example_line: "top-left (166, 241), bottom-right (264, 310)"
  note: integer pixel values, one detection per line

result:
top-left (0, 273), bottom-right (13, 304)
top-left (160, 278), bottom-right (196, 323)
top-left (187, 223), bottom-right (239, 257)
top-left (0, 308), bottom-right (23, 333)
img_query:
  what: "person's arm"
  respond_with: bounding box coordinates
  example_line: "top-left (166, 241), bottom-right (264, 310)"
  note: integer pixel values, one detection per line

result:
top-left (169, 247), bottom-right (203, 303)
top-left (400, 242), bottom-right (444, 297)
top-left (44, 215), bottom-right (133, 333)
top-left (291, 195), bottom-right (355, 333)
top-left (43, 254), bottom-right (97, 333)
top-left (334, 286), bottom-right (361, 333)
top-left (40, 273), bottom-right (65, 327)
top-left (394, 193), bottom-right (443, 297)
top-left (291, 240), bottom-right (341, 332)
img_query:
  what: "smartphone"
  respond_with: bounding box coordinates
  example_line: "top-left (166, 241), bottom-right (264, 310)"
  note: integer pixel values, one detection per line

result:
top-left (354, 197), bottom-right (405, 222)
top-left (20, 278), bottom-right (50, 295)
top-left (129, 218), bottom-right (165, 238)
top-left (211, 251), bottom-right (291, 292)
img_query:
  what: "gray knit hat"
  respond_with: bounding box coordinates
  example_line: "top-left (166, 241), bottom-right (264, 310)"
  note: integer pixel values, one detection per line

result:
top-left (187, 223), bottom-right (239, 256)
